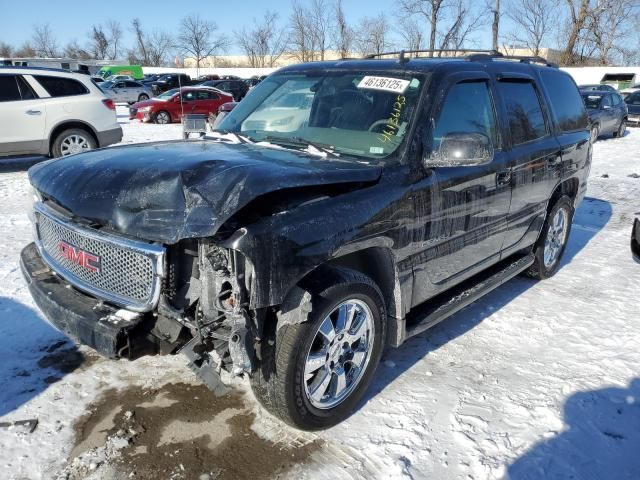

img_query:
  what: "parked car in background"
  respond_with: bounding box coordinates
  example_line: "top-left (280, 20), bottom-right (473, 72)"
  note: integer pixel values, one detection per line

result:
top-left (91, 76), bottom-right (105, 84)
top-left (97, 65), bottom-right (144, 80)
top-left (244, 77), bottom-right (262, 88)
top-left (101, 80), bottom-right (153, 104)
top-left (129, 87), bottom-right (233, 124)
top-left (151, 73), bottom-right (195, 95)
top-left (0, 67), bottom-right (121, 157)
top-left (581, 90), bottom-right (628, 141)
top-left (140, 73), bottom-right (165, 85)
top-left (241, 88), bottom-right (314, 132)
top-left (624, 90), bottom-right (640, 125)
top-left (105, 74), bottom-right (135, 82)
top-left (579, 84), bottom-right (617, 92)
top-left (199, 79), bottom-right (249, 101)
top-left (620, 84), bottom-right (640, 98)
top-left (198, 74), bottom-right (220, 81)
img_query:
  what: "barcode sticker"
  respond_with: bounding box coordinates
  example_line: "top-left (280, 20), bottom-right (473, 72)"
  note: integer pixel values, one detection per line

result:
top-left (357, 76), bottom-right (410, 93)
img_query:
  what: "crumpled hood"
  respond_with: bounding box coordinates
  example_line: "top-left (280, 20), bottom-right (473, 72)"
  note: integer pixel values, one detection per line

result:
top-left (29, 140), bottom-right (382, 244)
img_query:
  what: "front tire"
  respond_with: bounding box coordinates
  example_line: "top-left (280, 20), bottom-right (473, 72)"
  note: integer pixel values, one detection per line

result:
top-left (51, 128), bottom-right (96, 158)
top-left (154, 110), bottom-right (171, 124)
top-left (590, 124), bottom-right (600, 144)
top-left (526, 195), bottom-right (574, 279)
top-left (251, 267), bottom-right (386, 430)
top-left (613, 118), bottom-right (626, 138)
top-left (138, 93), bottom-right (149, 102)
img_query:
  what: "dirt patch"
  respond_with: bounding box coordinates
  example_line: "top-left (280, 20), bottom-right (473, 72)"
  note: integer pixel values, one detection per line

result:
top-left (69, 383), bottom-right (320, 480)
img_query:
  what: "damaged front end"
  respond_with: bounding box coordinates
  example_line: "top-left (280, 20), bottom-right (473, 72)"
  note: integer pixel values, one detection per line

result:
top-left (160, 239), bottom-right (263, 394)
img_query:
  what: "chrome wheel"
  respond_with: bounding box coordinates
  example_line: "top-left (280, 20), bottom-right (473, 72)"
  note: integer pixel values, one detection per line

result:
top-left (155, 111), bottom-right (170, 124)
top-left (60, 134), bottom-right (91, 156)
top-left (544, 208), bottom-right (569, 268)
top-left (138, 94), bottom-right (149, 101)
top-left (304, 299), bottom-right (375, 410)
top-left (590, 125), bottom-right (599, 144)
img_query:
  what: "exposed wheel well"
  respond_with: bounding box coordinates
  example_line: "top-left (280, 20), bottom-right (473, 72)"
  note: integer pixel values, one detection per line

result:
top-left (49, 121), bottom-right (99, 154)
top-left (548, 178), bottom-right (579, 213)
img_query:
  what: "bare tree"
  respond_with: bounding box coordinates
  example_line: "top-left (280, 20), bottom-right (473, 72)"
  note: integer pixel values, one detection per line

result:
top-left (561, 0), bottom-right (591, 65)
top-left (438, 0), bottom-right (487, 52)
top-left (492, 0), bottom-right (500, 50)
top-left (399, 0), bottom-right (447, 55)
top-left (14, 42), bottom-right (36, 57)
top-left (106, 19), bottom-right (123, 60)
top-left (177, 15), bottom-right (229, 73)
top-left (32, 23), bottom-right (58, 57)
top-left (0, 42), bottom-right (13, 57)
top-left (309, 0), bottom-right (331, 60)
top-left (397, 18), bottom-right (426, 54)
top-left (289, 1), bottom-right (315, 61)
top-left (131, 18), bottom-right (150, 65)
top-left (147, 30), bottom-right (174, 66)
top-left (354, 14), bottom-right (393, 56)
top-left (235, 11), bottom-right (287, 67)
top-left (504, 0), bottom-right (557, 56)
top-left (588, 0), bottom-right (638, 65)
top-left (333, 0), bottom-right (353, 58)
top-left (64, 40), bottom-right (92, 59)
top-left (89, 25), bottom-right (109, 59)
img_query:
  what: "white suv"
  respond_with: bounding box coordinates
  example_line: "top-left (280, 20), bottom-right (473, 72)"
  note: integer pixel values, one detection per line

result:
top-left (0, 67), bottom-right (122, 158)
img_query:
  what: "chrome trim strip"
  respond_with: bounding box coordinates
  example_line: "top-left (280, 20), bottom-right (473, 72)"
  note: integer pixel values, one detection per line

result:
top-left (33, 202), bottom-right (165, 312)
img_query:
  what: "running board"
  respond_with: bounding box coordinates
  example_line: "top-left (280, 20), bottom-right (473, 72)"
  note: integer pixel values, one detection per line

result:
top-left (403, 253), bottom-right (535, 341)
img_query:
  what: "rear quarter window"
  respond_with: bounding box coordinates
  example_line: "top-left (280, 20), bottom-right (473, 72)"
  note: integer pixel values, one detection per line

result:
top-left (0, 75), bottom-right (21, 101)
top-left (33, 75), bottom-right (89, 97)
top-left (497, 80), bottom-right (547, 145)
top-left (540, 70), bottom-right (589, 132)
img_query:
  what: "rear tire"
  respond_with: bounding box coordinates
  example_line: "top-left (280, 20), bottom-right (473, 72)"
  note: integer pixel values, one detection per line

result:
top-left (51, 128), bottom-right (96, 158)
top-left (251, 267), bottom-right (386, 431)
top-left (138, 93), bottom-right (149, 102)
top-left (526, 195), bottom-right (574, 280)
top-left (613, 119), bottom-right (626, 138)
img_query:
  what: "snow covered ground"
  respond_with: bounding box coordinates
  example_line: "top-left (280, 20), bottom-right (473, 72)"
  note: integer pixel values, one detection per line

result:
top-left (0, 106), bottom-right (639, 480)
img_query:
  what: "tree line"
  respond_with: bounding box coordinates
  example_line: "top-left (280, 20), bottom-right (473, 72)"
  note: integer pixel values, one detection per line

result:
top-left (0, 0), bottom-right (638, 67)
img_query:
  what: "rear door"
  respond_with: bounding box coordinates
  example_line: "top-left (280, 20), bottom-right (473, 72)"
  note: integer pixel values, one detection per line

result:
top-left (496, 74), bottom-right (563, 254)
top-left (600, 94), bottom-right (617, 132)
top-left (0, 74), bottom-right (46, 155)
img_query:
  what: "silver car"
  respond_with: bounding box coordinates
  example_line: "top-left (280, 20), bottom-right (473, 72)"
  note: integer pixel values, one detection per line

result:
top-left (101, 80), bottom-right (153, 104)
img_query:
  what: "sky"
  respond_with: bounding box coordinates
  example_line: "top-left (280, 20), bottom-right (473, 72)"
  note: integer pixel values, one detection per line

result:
top-left (0, 0), bottom-right (499, 55)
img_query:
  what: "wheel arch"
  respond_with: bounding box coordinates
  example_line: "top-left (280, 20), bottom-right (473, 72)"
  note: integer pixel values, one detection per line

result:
top-left (48, 120), bottom-right (99, 154)
top-left (548, 177), bottom-right (579, 214)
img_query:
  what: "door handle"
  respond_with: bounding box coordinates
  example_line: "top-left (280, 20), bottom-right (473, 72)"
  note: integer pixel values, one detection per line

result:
top-left (25, 109), bottom-right (42, 115)
top-left (496, 170), bottom-right (511, 186)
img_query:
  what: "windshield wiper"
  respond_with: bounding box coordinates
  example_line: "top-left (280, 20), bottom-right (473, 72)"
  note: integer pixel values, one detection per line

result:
top-left (213, 130), bottom-right (253, 144)
top-left (261, 135), bottom-right (339, 157)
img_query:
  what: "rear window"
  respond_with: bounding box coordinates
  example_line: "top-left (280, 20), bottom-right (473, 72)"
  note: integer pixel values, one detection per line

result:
top-left (17, 76), bottom-right (38, 99)
top-left (498, 80), bottom-right (547, 145)
top-left (33, 75), bottom-right (89, 97)
top-left (0, 75), bottom-right (21, 101)
top-left (540, 70), bottom-right (589, 132)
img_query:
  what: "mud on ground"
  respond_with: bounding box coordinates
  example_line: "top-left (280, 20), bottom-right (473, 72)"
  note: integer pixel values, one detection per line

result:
top-left (67, 382), bottom-right (320, 480)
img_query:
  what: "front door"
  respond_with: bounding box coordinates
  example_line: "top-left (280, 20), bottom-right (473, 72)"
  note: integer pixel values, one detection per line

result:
top-left (0, 74), bottom-right (46, 155)
top-left (411, 74), bottom-right (511, 306)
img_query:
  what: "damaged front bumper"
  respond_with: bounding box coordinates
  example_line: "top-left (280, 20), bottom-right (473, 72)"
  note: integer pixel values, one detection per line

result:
top-left (20, 242), bottom-right (160, 359)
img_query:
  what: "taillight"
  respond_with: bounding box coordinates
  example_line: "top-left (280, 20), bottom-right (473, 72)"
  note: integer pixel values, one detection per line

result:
top-left (102, 99), bottom-right (115, 110)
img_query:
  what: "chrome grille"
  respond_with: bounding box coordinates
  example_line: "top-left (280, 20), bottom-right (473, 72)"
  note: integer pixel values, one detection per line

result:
top-left (34, 203), bottom-right (164, 311)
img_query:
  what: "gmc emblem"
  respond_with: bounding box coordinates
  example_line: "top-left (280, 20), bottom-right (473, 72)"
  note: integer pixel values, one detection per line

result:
top-left (58, 241), bottom-right (101, 274)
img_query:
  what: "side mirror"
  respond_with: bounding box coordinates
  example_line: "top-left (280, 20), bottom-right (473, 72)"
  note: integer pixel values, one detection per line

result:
top-left (424, 132), bottom-right (494, 168)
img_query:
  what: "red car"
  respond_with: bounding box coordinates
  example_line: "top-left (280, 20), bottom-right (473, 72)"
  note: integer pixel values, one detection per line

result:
top-left (129, 87), bottom-right (233, 124)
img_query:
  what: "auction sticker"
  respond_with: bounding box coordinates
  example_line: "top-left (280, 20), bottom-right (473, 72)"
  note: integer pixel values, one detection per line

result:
top-left (357, 76), bottom-right (410, 93)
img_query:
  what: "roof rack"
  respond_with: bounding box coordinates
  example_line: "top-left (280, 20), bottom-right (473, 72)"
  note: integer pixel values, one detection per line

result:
top-left (0, 65), bottom-right (74, 73)
top-left (362, 49), bottom-right (558, 68)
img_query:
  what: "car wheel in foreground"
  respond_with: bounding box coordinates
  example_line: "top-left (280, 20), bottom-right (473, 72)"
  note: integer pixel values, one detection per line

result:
top-left (138, 94), bottom-right (149, 101)
top-left (52, 128), bottom-right (96, 158)
top-left (251, 267), bottom-right (386, 431)
top-left (613, 119), bottom-right (626, 138)
top-left (526, 195), bottom-right (574, 279)
top-left (155, 111), bottom-right (171, 124)
top-left (590, 124), bottom-right (600, 143)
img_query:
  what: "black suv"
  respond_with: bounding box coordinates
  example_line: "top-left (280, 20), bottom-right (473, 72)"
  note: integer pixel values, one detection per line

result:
top-left (21, 52), bottom-right (591, 430)
top-left (199, 79), bottom-right (249, 101)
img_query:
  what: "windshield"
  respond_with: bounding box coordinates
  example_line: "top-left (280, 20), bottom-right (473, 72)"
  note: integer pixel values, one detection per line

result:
top-left (582, 94), bottom-right (603, 109)
top-left (159, 75), bottom-right (174, 82)
top-left (215, 70), bottom-right (425, 160)
top-left (157, 89), bottom-right (178, 100)
top-left (100, 81), bottom-right (114, 89)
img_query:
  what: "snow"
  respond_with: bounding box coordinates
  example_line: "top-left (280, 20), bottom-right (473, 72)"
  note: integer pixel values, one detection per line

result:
top-left (1, 106), bottom-right (639, 479)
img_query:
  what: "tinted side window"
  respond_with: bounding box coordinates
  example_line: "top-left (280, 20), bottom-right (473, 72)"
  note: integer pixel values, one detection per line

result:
top-left (33, 75), bottom-right (89, 97)
top-left (612, 94), bottom-right (622, 106)
top-left (0, 75), bottom-right (21, 101)
top-left (124, 81), bottom-right (139, 87)
top-left (627, 94), bottom-right (640, 105)
top-left (498, 80), bottom-right (546, 145)
top-left (433, 81), bottom-right (498, 149)
top-left (602, 95), bottom-right (612, 107)
top-left (539, 70), bottom-right (589, 132)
